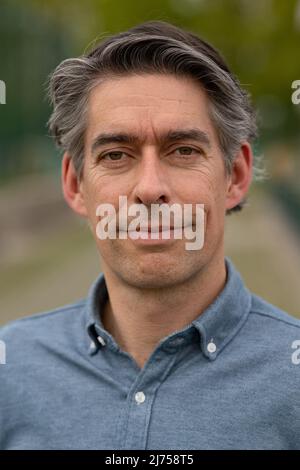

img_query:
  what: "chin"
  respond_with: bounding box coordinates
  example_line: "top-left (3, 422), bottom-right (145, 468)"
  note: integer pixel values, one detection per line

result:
top-left (122, 273), bottom-right (184, 290)
top-left (118, 257), bottom-right (202, 290)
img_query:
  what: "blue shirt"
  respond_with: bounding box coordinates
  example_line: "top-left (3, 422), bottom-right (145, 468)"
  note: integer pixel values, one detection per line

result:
top-left (0, 258), bottom-right (300, 450)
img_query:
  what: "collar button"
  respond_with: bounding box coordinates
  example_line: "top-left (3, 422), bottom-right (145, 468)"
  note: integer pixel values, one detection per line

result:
top-left (97, 335), bottom-right (106, 346)
top-left (207, 341), bottom-right (217, 354)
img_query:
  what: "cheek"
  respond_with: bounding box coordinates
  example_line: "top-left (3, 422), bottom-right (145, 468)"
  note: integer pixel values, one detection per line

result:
top-left (187, 169), bottom-right (227, 237)
top-left (200, 165), bottom-right (227, 208)
top-left (86, 165), bottom-right (132, 201)
top-left (81, 178), bottom-right (103, 226)
top-left (82, 176), bottom-right (127, 233)
top-left (182, 168), bottom-right (224, 207)
top-left (82, 170), bottom-right (112, 205)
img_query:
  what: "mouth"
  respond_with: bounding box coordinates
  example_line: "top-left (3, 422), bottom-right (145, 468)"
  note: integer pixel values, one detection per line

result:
top-left (113, 223), bottom-right (198, 247)
top-left (121, 224), bottom-right (194, 233)
top-left (130, 225), bottom-right (176, 233)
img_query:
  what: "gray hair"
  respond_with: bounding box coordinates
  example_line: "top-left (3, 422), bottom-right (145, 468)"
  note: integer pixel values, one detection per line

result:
top-left (47, 20), bottom-right (260, 213)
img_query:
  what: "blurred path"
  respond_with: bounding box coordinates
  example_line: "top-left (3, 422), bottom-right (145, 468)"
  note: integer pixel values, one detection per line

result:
top-left (0, 176), bottom-right (299, 325)
top-left (225, 187), bottom-right (300, 317)
top-left (0, 174), bottom-right (100, 325)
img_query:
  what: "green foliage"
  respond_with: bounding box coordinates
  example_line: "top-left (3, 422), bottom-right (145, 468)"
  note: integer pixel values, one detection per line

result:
top-left (1, 0), bottom-right (299, 180)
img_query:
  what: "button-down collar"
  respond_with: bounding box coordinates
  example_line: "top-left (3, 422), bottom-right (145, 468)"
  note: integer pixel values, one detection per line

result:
top-left (85, 257), bottom-right (252, 360)
top-left (191, 258), bottom-right (252, 360)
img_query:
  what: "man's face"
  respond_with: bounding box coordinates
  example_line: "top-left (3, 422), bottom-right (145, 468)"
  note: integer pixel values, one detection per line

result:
top-left (80, 73), bottom-right (231, 288)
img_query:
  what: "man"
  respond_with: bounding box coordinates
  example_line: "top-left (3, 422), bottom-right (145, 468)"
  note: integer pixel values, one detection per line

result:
top-left (0, 20), bottom-right (299, 450)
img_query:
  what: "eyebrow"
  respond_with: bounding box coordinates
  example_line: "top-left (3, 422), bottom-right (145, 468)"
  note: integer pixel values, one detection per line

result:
top-left (91, 128), bottom-right (212, 155)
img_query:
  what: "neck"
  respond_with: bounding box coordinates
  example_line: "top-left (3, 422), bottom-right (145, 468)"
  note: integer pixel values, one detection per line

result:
top-left (101, 254), bottom-right (227, 369)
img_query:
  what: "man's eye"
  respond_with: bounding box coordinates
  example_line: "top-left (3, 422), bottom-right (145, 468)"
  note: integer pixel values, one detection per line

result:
top-left (101, 151), bottom-right (125, 161)
top-left (173, 146), bottom-right (201, 156)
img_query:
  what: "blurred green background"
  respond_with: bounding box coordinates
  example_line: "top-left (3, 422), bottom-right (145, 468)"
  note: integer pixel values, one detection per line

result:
top-left (0, 0), bottom-right (299, 325)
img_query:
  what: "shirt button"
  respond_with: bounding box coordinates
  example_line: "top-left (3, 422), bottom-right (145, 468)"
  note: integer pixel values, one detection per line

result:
top-left (207, 341), bottom-right (217, 353)
top-left (135, 391), bottom-right (146, 404)
top-left (97, 335), bottom-right (106, 346)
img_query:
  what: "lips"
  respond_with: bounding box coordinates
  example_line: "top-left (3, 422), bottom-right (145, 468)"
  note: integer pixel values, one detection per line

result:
top-left (133, 226), bottom-right (176, 233)
top-left (126, 225), bottom-right (194, 234)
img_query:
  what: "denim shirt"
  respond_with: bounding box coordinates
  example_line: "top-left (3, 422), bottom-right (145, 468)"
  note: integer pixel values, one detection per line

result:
top-left (0, 258), bottom-right (300, 450)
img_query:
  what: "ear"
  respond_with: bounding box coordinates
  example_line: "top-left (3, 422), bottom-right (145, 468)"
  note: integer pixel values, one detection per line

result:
top-left (61, 152), bottom-right (88, 217)
top-left (225, 142), bottom-right (253, 212)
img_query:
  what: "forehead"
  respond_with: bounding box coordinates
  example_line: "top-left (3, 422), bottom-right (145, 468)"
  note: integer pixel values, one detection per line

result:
top-left (86, 73), bottom-right (215, 139)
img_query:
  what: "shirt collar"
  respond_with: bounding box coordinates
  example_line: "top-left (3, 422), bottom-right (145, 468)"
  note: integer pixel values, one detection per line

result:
top-left (85, 257), bottom-right (252, 360)
top-left (191, 257), bottom-right (252, 360)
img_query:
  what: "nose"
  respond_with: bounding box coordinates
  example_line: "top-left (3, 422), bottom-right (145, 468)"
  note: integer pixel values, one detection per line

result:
top-left (132, 151), bottom-right (170, 205)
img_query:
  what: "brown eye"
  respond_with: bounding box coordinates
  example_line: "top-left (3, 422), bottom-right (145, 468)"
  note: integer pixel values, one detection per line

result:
top-left (174, 146), bottom-right (201, 156)
top-left (102, 151), bottom-right (125, 160)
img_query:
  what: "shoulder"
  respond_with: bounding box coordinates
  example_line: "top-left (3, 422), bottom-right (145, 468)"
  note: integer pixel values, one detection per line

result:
top-left (0, 299), bottom-right (89, 448)
top-left (242, 293), bottom-right (300, 370)
top-left (0, 298), bottom-right (87, 350)
top-left (0, 298), bottom-right (89, 409)
top-left (249, 293), bottom-right (300, 331)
